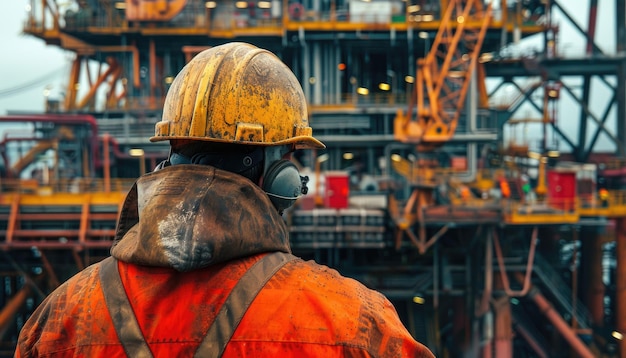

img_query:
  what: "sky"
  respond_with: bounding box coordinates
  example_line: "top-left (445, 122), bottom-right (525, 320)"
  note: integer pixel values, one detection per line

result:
top-left (0, 1), bottom-right (71, 115)
top-left (0, 0), bottom-right (619, 151)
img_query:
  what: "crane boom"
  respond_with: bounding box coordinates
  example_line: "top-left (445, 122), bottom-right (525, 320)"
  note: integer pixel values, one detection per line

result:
top-left (394, 0), bottom-right (492, 148)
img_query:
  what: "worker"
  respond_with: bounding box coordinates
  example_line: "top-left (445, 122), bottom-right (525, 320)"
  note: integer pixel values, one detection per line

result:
top-left (460, 185), bottom-right (471, 202)
top-left (15, 43), bottom-right (435, 358)
top-left (599, 187), bottom-right (609, 208)
top-left (499, 177), bottom-right (511, 199)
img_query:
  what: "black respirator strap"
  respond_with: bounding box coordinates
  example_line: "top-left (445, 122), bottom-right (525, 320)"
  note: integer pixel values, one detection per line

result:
top-left (169, 148), bottom-right (264, 174)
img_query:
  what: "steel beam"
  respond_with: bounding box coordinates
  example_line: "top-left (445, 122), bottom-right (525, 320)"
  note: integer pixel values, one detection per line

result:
top-left (616, 218), bottom-right (626, 356)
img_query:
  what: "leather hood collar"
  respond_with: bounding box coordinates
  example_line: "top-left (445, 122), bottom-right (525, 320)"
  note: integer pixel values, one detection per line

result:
top-left (111, 165), bottom-right (290, 271)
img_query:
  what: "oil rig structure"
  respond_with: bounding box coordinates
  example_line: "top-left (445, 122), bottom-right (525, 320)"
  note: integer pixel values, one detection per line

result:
top-left (1, 1), bottom-right (626, 357)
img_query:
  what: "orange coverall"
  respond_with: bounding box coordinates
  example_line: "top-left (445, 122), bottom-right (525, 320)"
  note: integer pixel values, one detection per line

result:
top-left (16, 165), bottom-right (434, 357)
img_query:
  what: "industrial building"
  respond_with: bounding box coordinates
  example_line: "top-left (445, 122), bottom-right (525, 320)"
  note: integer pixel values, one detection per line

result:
top-left (1, 0), bottom-right (626, 356)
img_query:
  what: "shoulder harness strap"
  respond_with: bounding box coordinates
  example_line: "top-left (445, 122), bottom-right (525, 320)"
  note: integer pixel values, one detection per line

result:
top-left (99, 252), bottom-right (297, 358)
top-left (99, 256), bottom-right (153, 358)
top-left (194, 251), bottom-right (297, 357)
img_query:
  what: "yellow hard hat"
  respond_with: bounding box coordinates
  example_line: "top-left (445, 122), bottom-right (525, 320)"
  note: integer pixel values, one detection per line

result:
top-left (151, 42), bottom-right (325, 149)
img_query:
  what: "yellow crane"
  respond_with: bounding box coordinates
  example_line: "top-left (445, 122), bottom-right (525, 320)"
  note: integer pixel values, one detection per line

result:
top-left (390, 0), bottom-right (493, 251)
top-left (394, 0), bottom-right (492, 148)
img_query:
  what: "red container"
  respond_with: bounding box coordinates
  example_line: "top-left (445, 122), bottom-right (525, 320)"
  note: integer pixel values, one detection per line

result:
top-left (450, 156), bottom-right (467, 171)
top-left (547, 168), bottom-right (577, 211)
top-left (325, 171), bottom-right (350, 209)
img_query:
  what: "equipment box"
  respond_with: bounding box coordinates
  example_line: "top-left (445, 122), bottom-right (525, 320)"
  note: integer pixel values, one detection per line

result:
top-left (325, 171), bottom-right (350, 209)
top-left (547, 168), bottom-right (577, 211)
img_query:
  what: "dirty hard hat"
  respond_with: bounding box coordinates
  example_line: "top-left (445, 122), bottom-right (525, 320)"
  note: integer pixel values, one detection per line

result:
top-left (151, 42), bottom-right (324, 149)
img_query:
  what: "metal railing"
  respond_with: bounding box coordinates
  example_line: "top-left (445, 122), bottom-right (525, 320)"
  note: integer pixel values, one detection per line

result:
top-left (0, 177), bottom-right (136, 195)
top-left (25, 0), bottom-right (545, 37)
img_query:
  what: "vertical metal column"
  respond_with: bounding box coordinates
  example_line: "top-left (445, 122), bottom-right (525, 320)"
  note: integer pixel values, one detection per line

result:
top-left (617, 0), bottom-right (626, 152)
top-left (451, 297), bottom-right (470, 355)
top-left (493, 297), bottom-right (513, 357)
top-left (334, 43), bottom-right (342, 104)
top-left (586, 0), bottom-right (598, 55)
top-left (581, 228), bottom-right (605, 328)
top-left (313, 42), bottom-right (322, 105)
top-left (617, 0), bottom-right (626, 53)
top-left (616, 218), bottom-right (626, 356)
top-left (299, 27), bottom-right (310, 102)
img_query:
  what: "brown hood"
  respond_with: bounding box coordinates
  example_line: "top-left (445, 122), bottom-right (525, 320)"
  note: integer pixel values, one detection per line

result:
top-left (111, 164), bottom-right (291, 271)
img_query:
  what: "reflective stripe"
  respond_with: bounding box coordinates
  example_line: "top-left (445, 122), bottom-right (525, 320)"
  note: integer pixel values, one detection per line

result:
top-left (99, 252), bottom-right (297, 358)
top-left (194, 251), bottom-right (297, 357)
top-left (99, 256), bottom-right (153, 358)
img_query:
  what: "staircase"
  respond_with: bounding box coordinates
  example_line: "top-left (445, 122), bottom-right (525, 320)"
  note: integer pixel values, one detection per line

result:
top-left (532, 253), bottom-right (593, 330)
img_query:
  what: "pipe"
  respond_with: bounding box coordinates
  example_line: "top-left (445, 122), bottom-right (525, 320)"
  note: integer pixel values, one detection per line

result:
top-left (528, 287), bottom-right (595, 358)
top-left (101, 133), bottom-right (165, 160)
top-left (150, 39), bottom-right (156, 98)
top-left (512, 320), bottom-right (548, 358)
top-left (0, 115), bottom-right (165, 173)
top-left (493, 297), bottom-right (512, 357)
top-left (103, 133), bottom-right (110, 192)
top-left (0, 114), bottom-right (100, 168)
top-left (452, 60), bottom-right (482, 184)
top-left (493, 227), bottom-right (538, 296)
top-left (0, 284), bottom-right (31, 340)
top-left (481, 310), bottom-right (493, 358)
top-left (476, 228), bottom-right (493, 316)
